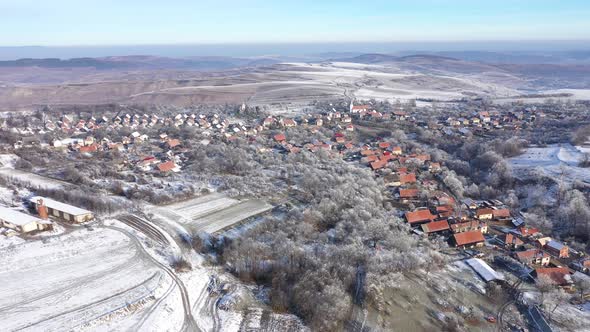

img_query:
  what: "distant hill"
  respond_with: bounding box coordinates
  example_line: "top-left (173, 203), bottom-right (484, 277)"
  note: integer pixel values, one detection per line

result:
top-left (395, 50), bottom-right (590, 64)
top-left (397, 54), bottom-right (460, 62)
top-left (331, 53), bottom-right (460, 64)
top-left (0, 56), bottom-right (282, 71)
top-left (332, 53), bottom-right (399, 63)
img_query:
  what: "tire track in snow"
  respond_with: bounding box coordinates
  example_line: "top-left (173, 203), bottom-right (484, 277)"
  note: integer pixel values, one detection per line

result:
top-left (104, 226), bottom-right (199, 332)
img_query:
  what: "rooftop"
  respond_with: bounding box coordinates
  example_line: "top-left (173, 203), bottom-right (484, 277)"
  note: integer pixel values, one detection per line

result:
top-left (0, 206), bottom-right (51, 226)
top-left (405, 210), bottom-right (435, 224)
top-left (421, 220), bottom-right (450, 233)
top-left (454, 230), bottom-right (485, 246)
top-left (546, 240), bottom-right (567, 251)
top-left (466, 258), bottom-right (504, 282)
top-left (29, 196), bottom-right (92, 216)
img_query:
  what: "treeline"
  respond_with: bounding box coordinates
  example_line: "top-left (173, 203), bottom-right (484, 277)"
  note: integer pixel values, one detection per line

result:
top-left (2, 176), bottom-right (129, 215)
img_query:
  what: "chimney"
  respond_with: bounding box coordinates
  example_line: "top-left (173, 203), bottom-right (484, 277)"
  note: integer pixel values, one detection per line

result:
top-left (37, 198), bottom-right (48, 220)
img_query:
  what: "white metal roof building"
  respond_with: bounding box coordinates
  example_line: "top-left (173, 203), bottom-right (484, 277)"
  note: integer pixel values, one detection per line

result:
top-left (0, 206), bottom-right (52, 233)
top-left (466, 258), bottom-right (504, 282)
top-left (29, 196), bottom-right (94, 223)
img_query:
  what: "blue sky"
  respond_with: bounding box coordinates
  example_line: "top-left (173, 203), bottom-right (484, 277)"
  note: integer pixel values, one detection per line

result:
top-left (1, 0), bottom-right (589, 46)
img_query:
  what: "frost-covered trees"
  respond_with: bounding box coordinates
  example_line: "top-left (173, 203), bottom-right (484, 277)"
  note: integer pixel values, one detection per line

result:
top-left (558, 189), bottom-right (590, 240)
top-left (443, 170), bottom-right (464, 198)
top-left (221, 151), bottom-right (433, 329)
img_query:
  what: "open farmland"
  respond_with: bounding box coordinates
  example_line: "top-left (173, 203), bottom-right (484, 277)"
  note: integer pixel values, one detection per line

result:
top-left (0, 228), bottom-right (171, 331)
top-left (153, 193), bottom-right (272, 234)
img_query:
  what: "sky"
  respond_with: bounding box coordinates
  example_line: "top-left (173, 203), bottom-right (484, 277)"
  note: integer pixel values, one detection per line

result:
top-left (0, 0), bottom-right (589, 46)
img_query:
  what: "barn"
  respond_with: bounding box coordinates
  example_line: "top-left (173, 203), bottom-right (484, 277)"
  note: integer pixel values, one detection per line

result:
top-left (0, 206), bottom-right (52, 233)
top-left (29, 196), bottom-right (94, 223)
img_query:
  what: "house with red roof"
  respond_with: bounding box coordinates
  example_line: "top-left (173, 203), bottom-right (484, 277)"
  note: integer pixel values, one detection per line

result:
top-left (370, 160), bottom-right (388, 171)
top-left (351, 105), bottom-right (371, 113)
top-left (273, 134), bottom-right (286, 142)
top-left (378, 142), bottom-right (391, 149)
top-left (157, 160), bottom-right (180, 173)
top-left (518, 226), bottom-right (540, 237)
top-left (399, 188), bottom-right (419, 200)
top-left (166, 138), bottom-right (181, 149)
top-left (281, 118), bottom-right (297, 127)
top-left (399, 173), bottom-right (417, 185)
top-left (492, 208), bottom-right (511, 220)
top-left (405, 209), bottom-right (436, 225)
top-left (453, 230), bottom-right (485, 248)
top-left (514, 249), bottom-right (550, 266)
top-left (502, 234), bottom-right (524, 249)
top-left (476, 208), bottom-right (494, 220)
top-left (532, 267), bottom-right (573, 287)
top-left (79, 144), bottom-right (99, 153)
top-left (361, 149), bottom-right (375, 156)
top-left (421, 220), bottom-right (450, 234)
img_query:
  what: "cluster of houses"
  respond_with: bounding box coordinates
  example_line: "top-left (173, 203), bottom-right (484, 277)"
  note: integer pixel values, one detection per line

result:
top-left (40, 113), bottom-right (239, 134)
top-left (262, 110), bottom-right (355, 132)
top-left (438, 109), bottom-right (545, 136)
top-left (0, 196), bottom-right (94, 236)
top-left (344, 129), bottom-right (590, 290)
top-left (48, 133), bottom-right (186, 174)
top-left (403, 192), bottom-right (588, 288)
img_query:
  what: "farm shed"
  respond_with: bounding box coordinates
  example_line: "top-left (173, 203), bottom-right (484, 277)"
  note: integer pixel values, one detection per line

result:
top-left (0, 206), bottom-right (52, 233)
top-left (29, 196), bottom-right (94, 223)
top-left (466, 258), bottom-right (504, 282)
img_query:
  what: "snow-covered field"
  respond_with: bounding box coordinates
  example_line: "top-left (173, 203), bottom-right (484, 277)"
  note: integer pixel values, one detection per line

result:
top-left (0, 168), bottom-right (67, 189)
top-left (152, 193), bottom-right (272, 234)
top-left (0, 227), bottom-right (171, 331)
top-left (270, 62), bottom-right (519, 103)
top-left (509, 144), bottom-right (590, 184)
top-left (546, 89), bottom-right (590, 100)
top-left (0, 154), bottom-right (67, 190)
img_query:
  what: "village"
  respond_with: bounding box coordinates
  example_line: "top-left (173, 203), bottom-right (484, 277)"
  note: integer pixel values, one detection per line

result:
top-left (2, 98), bottom-right (590, 331)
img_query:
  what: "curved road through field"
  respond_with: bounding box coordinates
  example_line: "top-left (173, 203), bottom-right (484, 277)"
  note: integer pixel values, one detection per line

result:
top-left (104, 226), bottom-right (199, 332)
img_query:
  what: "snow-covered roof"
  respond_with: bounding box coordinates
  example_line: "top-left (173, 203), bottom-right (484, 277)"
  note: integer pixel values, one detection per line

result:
top-left (29, 196), bottom-right (92, 216)
top-left (466, 258), bottom-right (504, 282)
top-left (0, 206), bottom-right (51, 226)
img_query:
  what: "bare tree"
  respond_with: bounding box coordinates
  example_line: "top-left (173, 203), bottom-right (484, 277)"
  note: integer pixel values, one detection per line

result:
top-left (536, 274), bottom-right (555, 305)
top-left (574, 274), bottom-right (590, 301)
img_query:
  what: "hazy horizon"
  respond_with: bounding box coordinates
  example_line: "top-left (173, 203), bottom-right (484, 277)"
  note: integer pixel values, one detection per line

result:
top-left (1, 40), bottom-right (590, 61)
